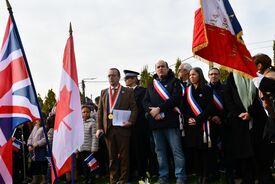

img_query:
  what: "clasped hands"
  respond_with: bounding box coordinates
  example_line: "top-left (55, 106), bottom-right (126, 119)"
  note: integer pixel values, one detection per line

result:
top-left (149, 107), bottom-right (162, 120)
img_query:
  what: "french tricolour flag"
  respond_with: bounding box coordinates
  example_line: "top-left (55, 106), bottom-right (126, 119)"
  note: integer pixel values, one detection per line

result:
top-left (85, 154), bottom-right (99, 171)
top-left (192, 0), bottom-right (257, 77)
top-left (12, 139), bottom-right (22, 152)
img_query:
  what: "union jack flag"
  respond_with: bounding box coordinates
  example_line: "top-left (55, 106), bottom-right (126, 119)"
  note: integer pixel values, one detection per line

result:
top-left (0, 16), bottom-right (40, 183)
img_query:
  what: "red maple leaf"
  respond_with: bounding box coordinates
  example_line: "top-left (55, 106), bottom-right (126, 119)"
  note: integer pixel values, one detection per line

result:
top-left (54, 86), bottom-right (73, 131)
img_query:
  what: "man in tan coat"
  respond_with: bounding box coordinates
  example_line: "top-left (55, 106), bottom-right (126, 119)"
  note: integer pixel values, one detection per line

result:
top-left (96, 68), bottom-right (138, 184)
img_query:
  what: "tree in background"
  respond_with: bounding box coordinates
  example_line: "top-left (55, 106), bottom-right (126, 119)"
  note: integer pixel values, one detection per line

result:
top-left (140, 65), bottom-right (153, 88)
top-left (219, 67), bottom-right (230, 83)
top-left (80, 92), bottom-right (85, 105)
top-left (37, 93), bottom-right (44, 111)
top-left (174, 58), bottom-right (182, 78)
top-left (42, 89), bottom-right (56, 116)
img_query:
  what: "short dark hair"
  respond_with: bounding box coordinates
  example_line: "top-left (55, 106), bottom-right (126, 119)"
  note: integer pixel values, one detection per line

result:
top-left (208, 67), bottom-right (220, 74)
top-left (81, 104), bottom-right (92, 111)
top-left (109, 68), bottom-right (121, 78)
top-left (253, 54), bottom-right (272, 71)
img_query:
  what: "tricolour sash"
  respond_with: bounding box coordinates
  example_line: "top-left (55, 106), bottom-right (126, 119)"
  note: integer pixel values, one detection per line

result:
top-left (180, 83), bottom-right (185, 97)
top-left (108, 84), bottom-right (121, 115)
top-left (186, 86), bottom-right (211, 147)
top-left (153, 79), bottom-right (181, 114)
top-left (212, 90), bottom-right (224, 111)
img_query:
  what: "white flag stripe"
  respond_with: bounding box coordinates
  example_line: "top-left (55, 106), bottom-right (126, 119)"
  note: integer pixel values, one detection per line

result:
top-left (0, 129), bottom-right (7, 147)
top-left (0, 49), bottom-right (23, 71)
top-left (202, 0), bottom-right (234, 34)
top-left (0, 23), bottom-right (14, 61)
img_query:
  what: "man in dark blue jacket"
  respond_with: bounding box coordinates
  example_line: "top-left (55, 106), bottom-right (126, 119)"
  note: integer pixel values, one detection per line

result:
top-left (143, 60), bottom-right (186, 184)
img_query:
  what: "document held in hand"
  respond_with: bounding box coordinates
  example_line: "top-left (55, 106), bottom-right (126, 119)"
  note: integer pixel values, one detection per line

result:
top-left (112, 109), bottom-right (131, 126)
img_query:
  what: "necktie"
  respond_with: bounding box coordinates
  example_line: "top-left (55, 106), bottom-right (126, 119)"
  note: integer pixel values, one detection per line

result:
top-left (112, 88), bottom-right (117, 98)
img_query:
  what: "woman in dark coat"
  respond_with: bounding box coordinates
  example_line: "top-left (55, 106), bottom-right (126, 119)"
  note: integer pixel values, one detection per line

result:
top-left (223, 73), bottom-right (274, 184)
top-left (183, 67), bottom-right (215, 184)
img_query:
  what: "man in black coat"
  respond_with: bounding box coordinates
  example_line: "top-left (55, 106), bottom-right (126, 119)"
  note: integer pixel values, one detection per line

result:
top-left (123, 70), bottom-right (150, 183)
top-left (143, 60), bottom-right (186, 184)
top-left (207, 68), bottom-right (226, 178)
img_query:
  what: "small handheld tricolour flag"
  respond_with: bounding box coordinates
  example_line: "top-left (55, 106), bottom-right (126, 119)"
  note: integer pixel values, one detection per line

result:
top-left (12, 139), bottom-right (22, 152)
top-left (84, 154), bottom-right (99, 171)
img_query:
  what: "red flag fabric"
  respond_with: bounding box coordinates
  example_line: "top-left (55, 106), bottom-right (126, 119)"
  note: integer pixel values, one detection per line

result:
top-left (52, 29), bottom-right (84, 182)
top-left (0, 139), bottom-right (12, 184)
top-left (192, 0), bottom-right (257, 77)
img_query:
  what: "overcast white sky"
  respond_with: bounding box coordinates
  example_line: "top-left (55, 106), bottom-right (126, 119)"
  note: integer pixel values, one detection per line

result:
top-left (0, 0), bottom-right (274, 100)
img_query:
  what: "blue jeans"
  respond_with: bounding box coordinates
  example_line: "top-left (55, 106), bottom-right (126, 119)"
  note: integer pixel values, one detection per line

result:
top-left (152, 128), bottom-right (186, 182)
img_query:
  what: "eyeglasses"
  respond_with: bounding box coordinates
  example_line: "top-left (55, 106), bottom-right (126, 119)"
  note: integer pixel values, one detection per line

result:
top-left (209, 73), bottom-right (219, 76)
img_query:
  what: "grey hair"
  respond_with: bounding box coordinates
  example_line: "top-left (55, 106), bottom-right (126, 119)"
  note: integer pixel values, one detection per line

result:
top-left (179, 63), bottom-right (192, 72)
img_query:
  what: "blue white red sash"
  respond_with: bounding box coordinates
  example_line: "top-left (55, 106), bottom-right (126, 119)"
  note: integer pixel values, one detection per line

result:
top-left (212, 90), bottom-right (224, 111)
top-left (186, 86), bottom-right (211, 147)
top-left (180, 83), bottom-right (185, 97)
top-left (186, 86), bottom-right (202, 116)
top-left (153, 79), bottom-right (181, 114)
top-left (108, 84), bottom-right (121, 113)
top-left (208, 84), bottom-right (224, 111)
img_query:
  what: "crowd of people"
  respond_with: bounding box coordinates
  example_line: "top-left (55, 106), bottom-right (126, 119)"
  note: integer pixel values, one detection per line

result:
top-left (12, 53), bottom-right (275, 184)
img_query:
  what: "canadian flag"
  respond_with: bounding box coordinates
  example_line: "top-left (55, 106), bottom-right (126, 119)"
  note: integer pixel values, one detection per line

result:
top-left (52, 24), bottom-right (84, 181)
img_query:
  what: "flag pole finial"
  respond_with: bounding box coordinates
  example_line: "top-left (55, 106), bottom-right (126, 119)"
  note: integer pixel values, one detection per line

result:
top-left (6, 0), bottom-right (13, 13)
top-left (69, 22), bottom-right (73, 35)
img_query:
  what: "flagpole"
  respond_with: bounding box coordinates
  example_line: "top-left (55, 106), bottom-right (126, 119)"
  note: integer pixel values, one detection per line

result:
top-left (5, 0), bottom-right (59, 182)
top-left (20, 125), bottom-right (27, 183)
top-left (71, 153), bottom-right (75, 184)
top-left (69, 22), bottom-right (75, 184)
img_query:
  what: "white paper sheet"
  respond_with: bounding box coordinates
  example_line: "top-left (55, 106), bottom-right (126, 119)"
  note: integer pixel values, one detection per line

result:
top-left (112, 109), bottom-right (131, 126)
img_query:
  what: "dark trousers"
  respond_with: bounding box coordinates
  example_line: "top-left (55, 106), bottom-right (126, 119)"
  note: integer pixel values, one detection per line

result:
top-left (105, 127), bottom-right (130, 184)
top-left (129, 125), bottom-right (150, 179)
top-left (186, 148), bottom-right (217, 178)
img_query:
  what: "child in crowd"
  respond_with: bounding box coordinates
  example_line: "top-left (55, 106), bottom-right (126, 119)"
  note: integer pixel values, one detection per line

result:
top-left (27, 120), bottom-right (47, 184)
top-left (77, 105), bottom-right (98, 184)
